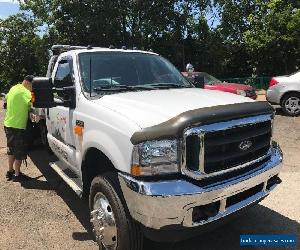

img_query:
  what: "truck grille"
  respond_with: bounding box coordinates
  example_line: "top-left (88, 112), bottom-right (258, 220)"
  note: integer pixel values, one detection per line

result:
top-left (183, 114), bottom-right (272, 179)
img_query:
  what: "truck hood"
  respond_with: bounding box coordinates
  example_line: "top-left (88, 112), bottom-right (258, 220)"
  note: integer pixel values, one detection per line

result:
top-left (93, 88), bottom-right (254, 129)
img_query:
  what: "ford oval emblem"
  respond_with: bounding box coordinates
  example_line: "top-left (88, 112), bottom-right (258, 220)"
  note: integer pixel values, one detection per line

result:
top-left (239, 140), bottom-right (253, 151)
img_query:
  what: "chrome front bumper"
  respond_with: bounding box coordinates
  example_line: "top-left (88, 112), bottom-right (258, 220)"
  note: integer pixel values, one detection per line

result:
top-left (119, 143), bottom-right (283, 230)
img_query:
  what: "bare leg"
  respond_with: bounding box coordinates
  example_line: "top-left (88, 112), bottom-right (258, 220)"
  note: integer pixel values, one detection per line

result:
top-left (14, 160), bottom-right (22, 176)
top-left (8, 155), bottom-right (15, 172)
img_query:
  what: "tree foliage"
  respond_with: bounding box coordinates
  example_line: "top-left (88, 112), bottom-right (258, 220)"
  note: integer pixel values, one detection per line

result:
top-left (0, 0), bottom-right (299, 91)
top-left (0, 13), bottom-right (48, 91)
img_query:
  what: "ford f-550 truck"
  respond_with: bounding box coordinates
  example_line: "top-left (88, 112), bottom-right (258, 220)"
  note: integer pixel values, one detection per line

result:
top-left (32, 45), bottom-right (283, 250)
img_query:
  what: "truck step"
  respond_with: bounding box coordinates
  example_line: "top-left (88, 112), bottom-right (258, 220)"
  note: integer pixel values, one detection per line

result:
top-left (49, 162), bottom-right (83, 196)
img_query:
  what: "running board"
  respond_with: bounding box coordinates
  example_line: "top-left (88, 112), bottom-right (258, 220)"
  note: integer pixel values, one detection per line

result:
top-left (49, 162), bottom-right (83, 196)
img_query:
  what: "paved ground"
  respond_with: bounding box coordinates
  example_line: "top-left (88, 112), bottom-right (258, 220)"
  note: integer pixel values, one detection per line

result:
top-left (0, 99), bottom-right (299, 250)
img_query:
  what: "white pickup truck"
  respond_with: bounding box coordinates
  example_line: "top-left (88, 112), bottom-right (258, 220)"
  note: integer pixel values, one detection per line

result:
top-left (32, 45), bottom-right (283, 250)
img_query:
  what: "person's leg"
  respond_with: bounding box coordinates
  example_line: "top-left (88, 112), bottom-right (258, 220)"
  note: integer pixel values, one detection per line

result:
top-left (8, 155), bottom-right (15, 172)
top-left (14, 160), bottom-right (22, 176)
top-left (4, 127), bottom-right (15, 179)
top-left (12, 129), bottom-right (30, 181)
top-left (6, 153), bottom-right (15, 180)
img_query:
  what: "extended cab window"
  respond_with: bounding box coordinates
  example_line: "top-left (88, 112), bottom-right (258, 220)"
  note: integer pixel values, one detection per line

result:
top-left (54, 59), bottom-right (74, 98)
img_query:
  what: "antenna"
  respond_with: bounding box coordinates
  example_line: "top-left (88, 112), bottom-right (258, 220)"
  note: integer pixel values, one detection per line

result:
top-left (89, 56), bottom-right (92, 97)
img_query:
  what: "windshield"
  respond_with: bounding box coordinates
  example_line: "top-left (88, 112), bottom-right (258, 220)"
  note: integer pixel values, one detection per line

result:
top-left (79, 52), bottom-right (192, 96)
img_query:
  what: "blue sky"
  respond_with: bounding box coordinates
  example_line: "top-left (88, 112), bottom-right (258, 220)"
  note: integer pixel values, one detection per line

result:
top-left (0, 1), bottom-right (19, 19)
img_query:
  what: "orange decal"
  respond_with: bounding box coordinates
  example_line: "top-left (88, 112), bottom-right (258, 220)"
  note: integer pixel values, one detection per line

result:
top-left (74, 125), bottom-right (83, 136)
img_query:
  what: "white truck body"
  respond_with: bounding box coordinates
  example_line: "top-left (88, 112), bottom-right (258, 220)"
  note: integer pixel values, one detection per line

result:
top-left (32, 46), bottom-right (283, 249)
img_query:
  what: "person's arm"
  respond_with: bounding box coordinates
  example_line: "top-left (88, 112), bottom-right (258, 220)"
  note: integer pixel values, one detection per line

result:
top-left (24, 90), bottom-right (32, 108)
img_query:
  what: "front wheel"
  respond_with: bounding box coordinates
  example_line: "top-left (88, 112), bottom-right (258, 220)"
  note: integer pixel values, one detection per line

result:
top-left (281, 93), bottom-right (300, 116)
top-left (89, 173), bottom-right (143, 250)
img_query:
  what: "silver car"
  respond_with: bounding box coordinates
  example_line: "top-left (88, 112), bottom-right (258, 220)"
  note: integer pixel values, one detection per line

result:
top-left (266, 71), bottom-right (300, 116)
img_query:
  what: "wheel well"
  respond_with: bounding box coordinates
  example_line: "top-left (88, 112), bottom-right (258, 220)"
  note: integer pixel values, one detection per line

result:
top-left (81, 148), bottom-right (115, 197)
top-left (280, 91), bottom-right (300, 106)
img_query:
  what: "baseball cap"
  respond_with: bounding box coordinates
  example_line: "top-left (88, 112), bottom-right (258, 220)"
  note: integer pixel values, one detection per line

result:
top-left (24, 75), bottom-right (34, 83)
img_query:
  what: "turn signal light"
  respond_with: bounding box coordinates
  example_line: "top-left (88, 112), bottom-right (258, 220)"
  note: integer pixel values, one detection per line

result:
top-left (131, 164), bottom-right (141, 176)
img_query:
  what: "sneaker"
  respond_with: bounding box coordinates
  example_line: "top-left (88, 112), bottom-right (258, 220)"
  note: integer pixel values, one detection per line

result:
top-left (6, 170), bottom-right (15, 181)
top-left (12, 172), bottom-right (31, 182)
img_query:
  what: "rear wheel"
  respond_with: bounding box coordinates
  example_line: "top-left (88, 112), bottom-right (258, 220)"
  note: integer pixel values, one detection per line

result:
top-left (89, 172), bottom-right (143, 250)
top-left (281, 93), bottom-right (300, 116)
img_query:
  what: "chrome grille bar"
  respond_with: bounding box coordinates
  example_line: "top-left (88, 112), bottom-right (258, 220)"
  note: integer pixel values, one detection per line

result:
top-left (181, 114), bottom-right (273, 180)
top-left (198, 133), bottom-right (205, 173)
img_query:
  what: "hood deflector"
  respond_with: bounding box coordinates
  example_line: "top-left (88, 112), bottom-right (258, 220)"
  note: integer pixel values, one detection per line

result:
top-left (130, 101), bottom-right (274, 144)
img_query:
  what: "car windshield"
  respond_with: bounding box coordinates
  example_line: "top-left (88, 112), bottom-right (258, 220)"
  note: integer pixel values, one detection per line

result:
top-left (196, 72), bottom-right (222, 84)
top-left (79, 52), bottom-right (192, 96)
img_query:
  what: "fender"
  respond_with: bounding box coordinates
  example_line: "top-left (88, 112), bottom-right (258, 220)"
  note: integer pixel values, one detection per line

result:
top-left (81, 128), bottom-right (133, 173)
top-left (279, 86), bottom-right (300, 102)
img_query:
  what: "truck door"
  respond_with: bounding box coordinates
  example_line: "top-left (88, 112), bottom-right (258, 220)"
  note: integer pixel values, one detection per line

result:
top-left (46, 57), bottom-right (78, 173)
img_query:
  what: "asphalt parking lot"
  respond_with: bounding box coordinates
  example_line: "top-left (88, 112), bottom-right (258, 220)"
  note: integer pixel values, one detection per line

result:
top-left (0, 99), bottom-right (299, 250)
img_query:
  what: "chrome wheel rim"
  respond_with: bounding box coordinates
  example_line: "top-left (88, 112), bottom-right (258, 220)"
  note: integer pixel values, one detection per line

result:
top-left (91, 192), bottom-right (117, 250)
top-left (285, 96), bottom-right (300, 114)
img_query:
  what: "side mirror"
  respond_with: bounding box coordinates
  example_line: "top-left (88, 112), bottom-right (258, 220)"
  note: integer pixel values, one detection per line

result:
top-left (32, 77), bottom-right (56, 108)
top-left (54, 73), bottom-right (74, 88)
top-left (194, 75), bottom-right (205, 88)
top-left (55, 86), bottom-right (76, 109)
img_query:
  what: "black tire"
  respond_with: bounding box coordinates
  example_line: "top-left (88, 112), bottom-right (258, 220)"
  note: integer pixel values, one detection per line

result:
top-left (89, 172), bottom-right (143, 250)
top-left (39, 120), bottom-right (53, 153)
top-left (281, 93), bottom-right (300, 116)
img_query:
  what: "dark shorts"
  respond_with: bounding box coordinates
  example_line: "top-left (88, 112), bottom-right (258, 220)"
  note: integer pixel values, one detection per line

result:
top-left (4, 126), bottom-right (27, 160)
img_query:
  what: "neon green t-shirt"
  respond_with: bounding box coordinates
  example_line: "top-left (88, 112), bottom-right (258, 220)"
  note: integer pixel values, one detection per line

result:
top-left (4, 84), bottom-right (32, 129)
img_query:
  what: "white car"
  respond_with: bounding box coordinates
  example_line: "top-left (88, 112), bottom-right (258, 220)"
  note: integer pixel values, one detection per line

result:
top-left (31, 45), bottom-right (283, 250)
top-left (267, 71), bottom-right (300, 116)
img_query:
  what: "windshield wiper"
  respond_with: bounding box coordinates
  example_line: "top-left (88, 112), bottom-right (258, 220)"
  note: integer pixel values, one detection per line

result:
top-left (93, 84), bottom-right (156, 92)
top-left (145, 83), bottom-right (193, 89)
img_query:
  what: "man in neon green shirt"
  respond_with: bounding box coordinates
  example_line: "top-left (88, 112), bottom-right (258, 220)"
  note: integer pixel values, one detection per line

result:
top-left (4, 75), bottom-right (33, 181)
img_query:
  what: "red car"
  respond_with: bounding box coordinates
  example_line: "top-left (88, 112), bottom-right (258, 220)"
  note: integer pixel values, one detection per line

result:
top-left (182, 71), bottom-right (257, 99)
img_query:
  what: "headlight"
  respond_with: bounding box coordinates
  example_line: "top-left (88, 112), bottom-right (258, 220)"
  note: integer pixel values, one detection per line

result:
top-left (131, 139), bottom-right (179, 176)
top-left (237, 89), bottom-right (247, 96)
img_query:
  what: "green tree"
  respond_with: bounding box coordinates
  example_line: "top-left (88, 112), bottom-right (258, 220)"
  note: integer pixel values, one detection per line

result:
top-left (0, 14), bottom-right (48, 92)
top-left (20, 0), bottom-right (178, 48)
top-left (18, 0), bottom-right (300, 80)
top-left (216, 0), bottom-right (300, 76)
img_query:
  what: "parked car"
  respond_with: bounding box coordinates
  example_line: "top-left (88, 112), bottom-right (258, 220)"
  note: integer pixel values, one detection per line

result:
top-left (182, 71), bottom-right (257, 99)
top-left (266, 71), bottom-right (300, 116)
top-left (31, 45), bottom-right (282, 250)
